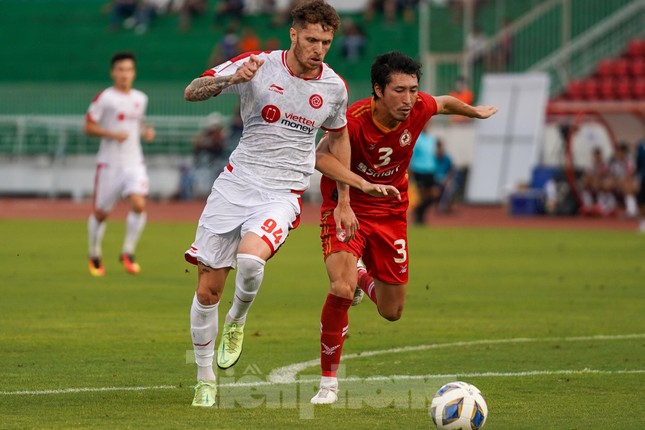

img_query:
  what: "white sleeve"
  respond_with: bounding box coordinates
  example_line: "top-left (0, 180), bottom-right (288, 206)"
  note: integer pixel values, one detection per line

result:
top-left (87, 92), bottom-right (107, 123)
top-left (322, 85), bottom-right (348, 131)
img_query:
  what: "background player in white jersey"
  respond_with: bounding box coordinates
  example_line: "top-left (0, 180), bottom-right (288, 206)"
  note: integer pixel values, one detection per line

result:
top-left (85, 52), bottom-right (155, 277)
top-left (183, 0), bottom-right (399, 407)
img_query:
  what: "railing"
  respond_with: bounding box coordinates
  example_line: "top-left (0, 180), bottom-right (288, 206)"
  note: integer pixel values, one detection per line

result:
top-left (422, 0), bottom-right (643, 97)
top-left (0, 115), bottom-right (220, 158)
top-left (531, 1), bottom-right (645, 95)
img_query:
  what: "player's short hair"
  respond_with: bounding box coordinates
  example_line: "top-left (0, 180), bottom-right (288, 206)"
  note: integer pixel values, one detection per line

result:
top-left (291, 0), bottom-right (340, 33)
top-left (111, 52), bottom-right (136, 68)
top-left (371, 51), bottom-right (422, 99)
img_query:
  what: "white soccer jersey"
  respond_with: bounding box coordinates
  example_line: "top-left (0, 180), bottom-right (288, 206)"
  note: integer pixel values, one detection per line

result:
top-left (86, 86), bottom-right (148, 167)
top-left (202, 50), bottom-right (348, 191)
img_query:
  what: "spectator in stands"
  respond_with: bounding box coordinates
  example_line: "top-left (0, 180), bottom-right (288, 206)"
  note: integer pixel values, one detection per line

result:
top-left (491, 18), bottom-right (514, 72)
top-left (179, 0), bottom-right (207, 32)
top-left (123, 0), bottom-right (171, 34)
top-left (579, 146), bottom-right (611, 216)
top-left (364, 0), bottom-right (418, 24)
top-left (209, 22), bottom-right (240, 68)
top-left (447, 0), bottom-right (485, 25)
top-left (84, 52), bottom-right (155, 277)
top-left (635, 138), bottom-right (645, 231)
top-left (192, 112), bottom-right (228, 169)
top-left (238, 26), bottom-right (261, 53)
top-left (467, 25), bottom-right (489, 73)
top-left (272, 0), bottom-right (306, 27)
top-left (106, 0), bottom-right (138, 31)
top-left (434, 139), bottom-right (457, 213)
top-left (607, 142), bottom-right (638, 217)
top-left (214, 0), bottom-right (245, 25)
top-left (409, 122), bottom-right (438, 224)
top-left (339, 18), bottom-right (366, 62)
top-left (448, 76), bottom-right (474, 123)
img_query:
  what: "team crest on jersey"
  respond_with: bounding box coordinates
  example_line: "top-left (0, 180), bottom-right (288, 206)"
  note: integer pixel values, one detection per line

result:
top-left (269, 84), bottom-right (284, 95)
top-left (399, 129), bottom-right (412, 146)
top-left (309, 94), bottom-right (323, 109)
top-left (261, 105), bottom-right (281, 123)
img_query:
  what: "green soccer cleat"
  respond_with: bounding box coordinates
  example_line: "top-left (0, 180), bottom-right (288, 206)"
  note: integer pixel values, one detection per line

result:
top-left (191, 380), bottom-right (217, 407)
top-left (217, 322), bottom-right (245, 369)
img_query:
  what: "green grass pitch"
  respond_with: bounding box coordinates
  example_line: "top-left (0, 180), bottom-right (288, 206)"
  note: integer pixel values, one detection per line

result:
top-left (0, 218), bottom-right (644, 429)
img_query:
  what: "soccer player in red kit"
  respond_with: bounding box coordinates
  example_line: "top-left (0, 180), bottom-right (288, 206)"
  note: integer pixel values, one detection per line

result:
top-left (311, 51), bottom-right (498, 404)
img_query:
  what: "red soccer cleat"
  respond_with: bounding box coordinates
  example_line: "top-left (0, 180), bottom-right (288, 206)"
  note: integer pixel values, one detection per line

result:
top-left (120, 254), bottom-right (141, 275)
top-left (88, 257), bottom-right (105, 277)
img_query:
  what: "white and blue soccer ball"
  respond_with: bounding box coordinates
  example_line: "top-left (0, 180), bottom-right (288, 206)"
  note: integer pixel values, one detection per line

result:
top-left (430, 381), bottom-right (488, 430)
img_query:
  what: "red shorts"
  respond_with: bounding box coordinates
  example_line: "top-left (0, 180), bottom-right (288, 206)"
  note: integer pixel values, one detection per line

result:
top-left (320, 209), bottom-right (409, 285)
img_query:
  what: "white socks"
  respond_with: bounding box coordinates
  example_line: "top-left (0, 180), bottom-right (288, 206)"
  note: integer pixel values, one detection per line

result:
top-left (190, 294), bottom-right (219, 381)
top-left (226, 254), bottom-right (266, 324)
top-left (122, 211), bottom-right (146, 255)
top-left (88, 214), bottom-right (107, 258)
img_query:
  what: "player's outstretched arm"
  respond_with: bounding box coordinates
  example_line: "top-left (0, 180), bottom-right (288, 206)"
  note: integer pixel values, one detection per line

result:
top-left (434, 95), bottom-right (498, 119)
top-left (315, 131), bottom-right (401, 200)
top-left (184, 54), bottom-right (265, 102)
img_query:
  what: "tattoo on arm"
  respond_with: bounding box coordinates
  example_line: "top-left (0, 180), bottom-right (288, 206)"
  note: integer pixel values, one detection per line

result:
top-left (185, 76), bottom-right (234, 101)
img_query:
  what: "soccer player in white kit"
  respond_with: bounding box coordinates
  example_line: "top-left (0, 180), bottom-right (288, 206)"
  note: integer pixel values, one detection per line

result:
top-left (84, 52), bottom-right (155, 277)
top-left (183, 0), bottom-right (399, 407)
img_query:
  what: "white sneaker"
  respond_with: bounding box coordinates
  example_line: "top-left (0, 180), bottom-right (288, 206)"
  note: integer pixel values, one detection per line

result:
top-left (353, 259), bottom-right (366, 306)
top-left (311, 385), bottom-right (338, 404)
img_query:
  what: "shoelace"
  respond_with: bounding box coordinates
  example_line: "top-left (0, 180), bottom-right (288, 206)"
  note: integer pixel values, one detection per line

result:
top-left (224, 326), bottom-right (240, 353)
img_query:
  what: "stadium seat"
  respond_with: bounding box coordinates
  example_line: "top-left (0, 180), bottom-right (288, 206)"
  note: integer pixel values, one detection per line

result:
top-left (598, 77), bottom-right (615, 99)
top-left (566, 79), bottom-right (584, 100)
top-left (635, 77), bottom-right (645, 99)
top-left (629, 57), bottom-right (645, 77)
top-left (582, 79), bottom-right (599, 100)
top-left (596, 59), bottom-right (613, 77)
top-left (615, 78), bottom-right (632, 99)
top-left (613, 59), bottom-right (629, 77)
top-left (626, 39), bottom-right (645, 57)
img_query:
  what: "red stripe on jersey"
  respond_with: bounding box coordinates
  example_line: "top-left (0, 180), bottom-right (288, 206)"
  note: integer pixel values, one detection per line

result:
top-left (321, 124), bottom-right (347, 132)
top-left (261, 235), bottom-right (275, 254)
top-left (229, 50), bottom-right (265, 64)
top-left (199, 69), bottom-right (216, 78)
top-left (91, 90), bottom-right (104, 102)
top-left (281, 50), bottom-right (323, 80)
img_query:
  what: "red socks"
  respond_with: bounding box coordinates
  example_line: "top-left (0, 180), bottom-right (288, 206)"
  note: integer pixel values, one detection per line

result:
top-left (319, 293), bottom-right (353, 377)
top-left (357, 267), bottom-right (378, 304)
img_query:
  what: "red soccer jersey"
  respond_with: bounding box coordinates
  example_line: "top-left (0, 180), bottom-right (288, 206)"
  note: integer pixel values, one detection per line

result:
top-left (320, 92), bottom-right (438, 215)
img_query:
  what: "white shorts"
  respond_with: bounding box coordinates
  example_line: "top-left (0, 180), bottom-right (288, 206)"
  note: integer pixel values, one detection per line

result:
top-left (184, 167), bottom-right (303, 269)
top-left (93, 163), bottom-right (149, 212)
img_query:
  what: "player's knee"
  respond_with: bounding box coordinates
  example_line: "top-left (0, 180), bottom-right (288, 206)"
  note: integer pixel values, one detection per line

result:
top-left (236, 254), bottom-right (265, 286)
top-left (379, 305), bottom-right (403, 322)
top-left (329, 280), bottom-right (354, 299)
top-left (94, 210), bottom-right (108, 222)
top-left (196, 289), bottom-right (221, 306)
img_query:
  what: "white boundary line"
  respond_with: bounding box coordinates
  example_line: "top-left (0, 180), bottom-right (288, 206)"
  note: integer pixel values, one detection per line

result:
top-left (268, 333), bottom-right (645, 383)
top-left (2, 334), bottom-right (643, 396)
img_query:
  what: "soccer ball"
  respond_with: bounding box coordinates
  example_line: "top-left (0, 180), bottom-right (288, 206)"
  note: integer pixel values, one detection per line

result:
top-left (430, 381), bottom-right (488, 430)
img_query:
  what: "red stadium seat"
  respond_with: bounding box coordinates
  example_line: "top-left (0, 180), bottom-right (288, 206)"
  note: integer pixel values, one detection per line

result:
top-left (566, 79), bottom-right (583, 100)
top-left (613, 59), bottom-right (629, 76)
top-left (598, 77), bottom-right (615, 99)
top-left (635, 77), bottom-right (645, 99)
top-left (630, 57), bottom-right (645, 77)
top-left (582, 79), bottom-right (599, 100)
top-left (596, 59), bottom-right (613, 77)
top-left (615, 78), bottom-right (631, 99)
top-left (626, 39), bottom-right (645, 57)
